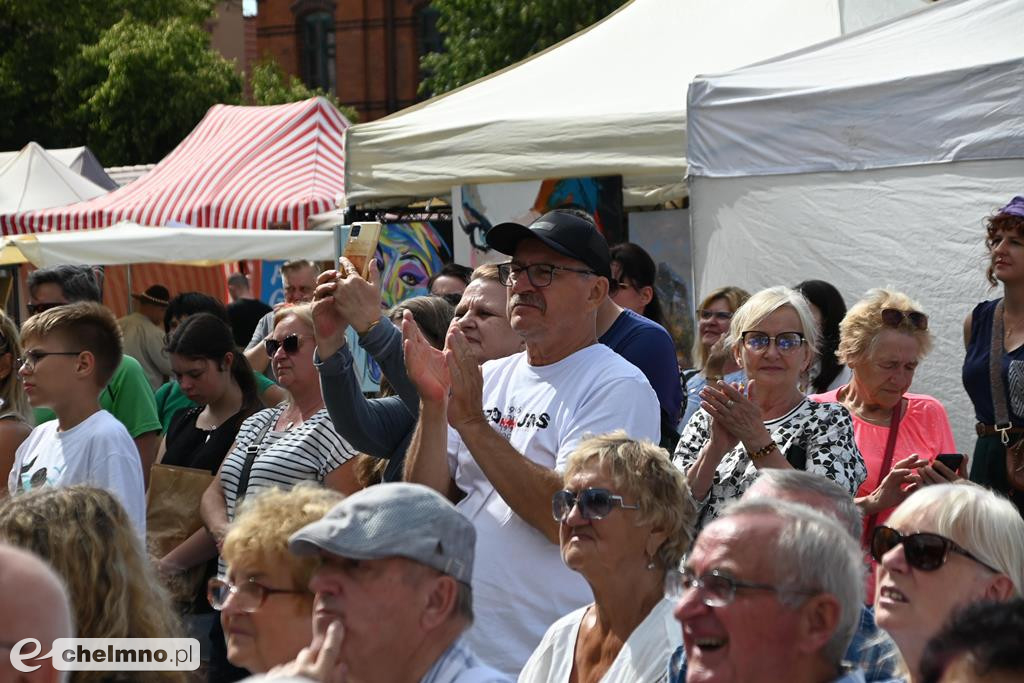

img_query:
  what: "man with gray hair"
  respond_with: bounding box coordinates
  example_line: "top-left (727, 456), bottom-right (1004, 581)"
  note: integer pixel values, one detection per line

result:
top-left (0, 544), bottom-right (73, 683)
top-left (249, 483), bottom-right (509, 683)
top-left (668, 497), bottom-right (877, 683)
top-left (742, 470), bottom-right (900, 682)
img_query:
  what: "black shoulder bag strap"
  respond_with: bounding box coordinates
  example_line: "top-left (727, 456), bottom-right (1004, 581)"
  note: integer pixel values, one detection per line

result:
top-left (991, 300), bottom-right (1013, 442)
top-left (235, 409), bottom-right (279, 506)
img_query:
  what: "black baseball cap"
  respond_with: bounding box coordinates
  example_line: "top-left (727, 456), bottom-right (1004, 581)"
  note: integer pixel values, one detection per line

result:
top-left (486, 210), bottom-right (612, 280)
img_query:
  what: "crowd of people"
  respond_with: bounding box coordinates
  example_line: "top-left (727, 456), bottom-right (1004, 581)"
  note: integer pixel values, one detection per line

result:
top-left (1, 197), bottom-right (1023, 683)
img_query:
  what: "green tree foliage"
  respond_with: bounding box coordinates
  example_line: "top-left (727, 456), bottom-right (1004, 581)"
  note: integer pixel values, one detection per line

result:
top-left (249, 58), bottom-right (359, 123)
top-left (420, 0), bottom-right (627, 97)
top-left (61, 16), bottom-right (242, 165)
top-left (0, 0), bottom-right (239, 165)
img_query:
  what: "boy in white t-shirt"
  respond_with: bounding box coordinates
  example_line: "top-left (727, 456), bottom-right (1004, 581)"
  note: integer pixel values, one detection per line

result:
top-left (8, 302), bottom-right (146, 537)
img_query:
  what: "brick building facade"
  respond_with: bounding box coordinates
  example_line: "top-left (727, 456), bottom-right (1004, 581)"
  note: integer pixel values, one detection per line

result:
top-left (255, 0), bottom-right (441, 121)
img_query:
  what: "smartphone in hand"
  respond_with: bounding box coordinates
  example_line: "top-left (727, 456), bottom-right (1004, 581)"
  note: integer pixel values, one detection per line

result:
top-left (343, 222), bottom-right (381, 279)
top-left (934, 453), bottom-right (965, 478)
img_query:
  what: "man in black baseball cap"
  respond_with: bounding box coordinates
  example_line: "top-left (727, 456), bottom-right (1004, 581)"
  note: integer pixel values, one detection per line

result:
top-left (401, 208), bottom-right (660, 673)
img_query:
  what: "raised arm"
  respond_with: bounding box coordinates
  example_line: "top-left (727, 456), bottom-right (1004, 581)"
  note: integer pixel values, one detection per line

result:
top-left (444, 326), bottom-right (563, 544)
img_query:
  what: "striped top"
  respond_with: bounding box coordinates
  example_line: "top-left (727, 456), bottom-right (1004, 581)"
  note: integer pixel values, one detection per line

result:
top-left (220, 405), bottom-right (356, 523)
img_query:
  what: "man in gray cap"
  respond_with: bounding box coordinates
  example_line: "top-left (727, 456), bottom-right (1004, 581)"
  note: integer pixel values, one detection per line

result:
top-left (253, 483), bottom-right (508, 683)
top-left (402, 209), bottom-right (660, 673)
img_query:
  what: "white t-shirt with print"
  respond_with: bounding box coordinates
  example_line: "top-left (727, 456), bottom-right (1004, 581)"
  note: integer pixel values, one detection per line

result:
top-left (8, 409), bottom-right (146, 539)
top-left (447, 343), bottom-right (660, 675)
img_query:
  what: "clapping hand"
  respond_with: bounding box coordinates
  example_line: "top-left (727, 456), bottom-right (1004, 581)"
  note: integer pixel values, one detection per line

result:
top-left (701, 379), bottom-right (766, 450)
top-left (403, 310), bottom-right (450, 404)
top-left (445, 324), bottom-right (486, 431)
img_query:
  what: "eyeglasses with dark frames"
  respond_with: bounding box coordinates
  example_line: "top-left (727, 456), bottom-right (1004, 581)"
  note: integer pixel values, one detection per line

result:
top-left (497, 262), bottom-right (596, 288)
top-left (25, 302), bottom-right (66, 316)
top-left (740, 331), bottom-right (806, 354)
top-left (880, 308), bottom-right (928, 331)
top-left (551, 487), bottom-right (639, 522)
top-left (207, 576), bottom-right (309, 613)
top-left (17, 349), bottom-right (83, 370)
top-left (870, 526), bottom-right (1000, 574)
top-left (264, 334), bottom-right (305, 357)
top-left (664, 568), bottom-right (810, 606)
top-left (697, 309), bottom-right (734, 322)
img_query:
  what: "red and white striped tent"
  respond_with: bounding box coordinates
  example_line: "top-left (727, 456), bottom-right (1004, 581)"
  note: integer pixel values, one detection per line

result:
top-left (0, 97), bottom-right (349, 235)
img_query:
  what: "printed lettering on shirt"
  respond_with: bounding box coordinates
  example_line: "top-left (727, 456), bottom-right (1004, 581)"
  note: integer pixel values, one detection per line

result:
top-left (485, 404), bottom-right (551, 439)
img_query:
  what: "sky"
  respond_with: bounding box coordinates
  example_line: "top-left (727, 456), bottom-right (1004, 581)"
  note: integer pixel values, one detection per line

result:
top-left (243, 0), bottom-right (256, 17)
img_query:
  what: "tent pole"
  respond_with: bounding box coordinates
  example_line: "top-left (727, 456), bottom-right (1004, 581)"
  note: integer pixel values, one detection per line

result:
top-left (125, 263), bottom-right (133, 314)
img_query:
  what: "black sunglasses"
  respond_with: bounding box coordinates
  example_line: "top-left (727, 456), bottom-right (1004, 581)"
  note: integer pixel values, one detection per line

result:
top-left (880, 308), bottom-right (928, 331)
top-left (264, 334), bottom-right (303, 357)
top-left (26, 301), bottom-right (65, 316)
top-left (870, 525), bottom-right (999, 574)
top-left (552, 487), bottom-right (639, 522)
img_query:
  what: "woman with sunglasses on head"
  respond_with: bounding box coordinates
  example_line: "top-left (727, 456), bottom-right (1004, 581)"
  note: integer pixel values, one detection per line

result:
top-left (520, 431), bottom-right (697, 683)
top-left (673, 286), bottom-right (866, 529)
top-left (0, 311), bottom-right (32, 491)
top-left (963, 197), bottom-right (1024, 515)
top-left (872, 484), bottom-right (1024, 683)
top-left (212, 484), bottom-right (343, 675)
top-left (809, 290), bottom-right (957, 547)
top-left (680, 286), bottom-right (751, 429)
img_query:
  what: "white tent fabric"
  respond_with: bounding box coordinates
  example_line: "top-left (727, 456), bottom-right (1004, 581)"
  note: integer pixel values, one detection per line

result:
top-left (343, 0), bottom-right (928, 208)
top-left (686, 0), bottom-right (1024, 451)
top-left (687, 0), bottom-right (1024, 177)
top-left (0, 143), bottom-right (108, 213)
top-left (0, 145), bottom-right (119, 191)
top-left (0, 222), bottom-right (337, 268)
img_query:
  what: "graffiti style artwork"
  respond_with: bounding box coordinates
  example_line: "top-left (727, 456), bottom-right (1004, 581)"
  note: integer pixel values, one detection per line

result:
top-left (452, 177), bottom-right (624, 267)
top-left (376, 221), bottom-right (452, 309)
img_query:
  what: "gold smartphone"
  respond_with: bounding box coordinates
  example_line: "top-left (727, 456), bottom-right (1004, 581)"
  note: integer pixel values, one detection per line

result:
top-left (343, 222), bottom-right (382, 279)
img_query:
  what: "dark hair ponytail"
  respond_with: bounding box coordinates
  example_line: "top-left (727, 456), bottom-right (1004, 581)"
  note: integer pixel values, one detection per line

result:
top-left (165, 313), bottom-right (260, 415)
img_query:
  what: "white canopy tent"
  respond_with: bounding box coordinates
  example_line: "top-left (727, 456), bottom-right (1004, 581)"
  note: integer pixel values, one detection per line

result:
top-left (686, 0), bottom-right (1024, 450)
top-left (0, 222), bottom-right (338, 268)
top-left (0, 145), bottom-right (119, 191)
top-left (343, 0), bottom-right (927, 208)
top-left (0, 143), bottom-right (109, 214)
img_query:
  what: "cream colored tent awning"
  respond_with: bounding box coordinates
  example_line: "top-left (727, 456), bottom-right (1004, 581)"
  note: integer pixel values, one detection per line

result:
top-left (0, 222), bottom-right (338, 268)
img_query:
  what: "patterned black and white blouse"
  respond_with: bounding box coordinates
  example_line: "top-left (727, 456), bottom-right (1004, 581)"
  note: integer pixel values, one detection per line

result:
top-left (672, 398), bottom-right (866, 528)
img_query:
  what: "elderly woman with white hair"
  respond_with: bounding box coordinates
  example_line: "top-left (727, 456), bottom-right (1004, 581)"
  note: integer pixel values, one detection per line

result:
top-left (873, 483), bottom-right (1024, 683)
top-left (673, 286), bottom-right (866, 527)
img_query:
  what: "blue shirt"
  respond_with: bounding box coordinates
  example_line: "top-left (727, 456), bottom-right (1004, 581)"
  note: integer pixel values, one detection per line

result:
top-left (600, 308), bottom-right (683, 425)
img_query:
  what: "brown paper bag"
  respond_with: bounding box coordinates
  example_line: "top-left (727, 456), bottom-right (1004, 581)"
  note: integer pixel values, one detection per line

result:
top-left (146, 463), bottom-right (215, 603)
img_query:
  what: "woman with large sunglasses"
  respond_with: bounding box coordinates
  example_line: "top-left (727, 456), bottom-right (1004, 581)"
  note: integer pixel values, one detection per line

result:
top-left (211, 484), bottom-right (343, 675)
top-left (673, 286), bottom-right (866, 529)
top-left (963, 196), bottom-right (1024, 515)
top-left (809, 289), bottom-right (958, 549)
top-left (519, 431), bottom-right (697, 683)
top-left (202, 303), bottom-right (359, 554)
top-left (872, 483), bottom-right (1024, 683)
top-left (679, 286), bottom-right (750, 429)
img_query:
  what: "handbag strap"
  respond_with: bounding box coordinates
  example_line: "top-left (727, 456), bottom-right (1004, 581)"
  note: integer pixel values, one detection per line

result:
top-left (236, 408), bottom-right (281, 505)
top-left (862, 401), bottom-right (903, 547)
top-left (990, 300), bottom-right (1013, 444)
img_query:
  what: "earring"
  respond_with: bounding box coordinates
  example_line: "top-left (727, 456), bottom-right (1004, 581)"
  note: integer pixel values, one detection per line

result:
top-left (646, 554), bottom-right (657, 570)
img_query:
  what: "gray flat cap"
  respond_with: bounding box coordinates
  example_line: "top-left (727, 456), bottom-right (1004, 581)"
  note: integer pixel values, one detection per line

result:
top-left (289, 482), bottom-right (475, 584)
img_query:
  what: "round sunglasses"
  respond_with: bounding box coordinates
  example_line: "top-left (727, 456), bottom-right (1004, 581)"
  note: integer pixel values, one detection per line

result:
top-left (870, 525), bottom-right (1000, 573)
top-left (264, 334), bottom-right (305, 357)
top-left (880, 308), bottom-right (928, 330)
top-left (552, 487), bottom-right (638, 523)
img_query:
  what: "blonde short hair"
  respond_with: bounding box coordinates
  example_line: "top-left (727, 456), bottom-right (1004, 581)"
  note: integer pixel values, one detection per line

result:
top-left (564, 431), bottom-right (697, 569)
top-left (0, 311), bottom-right (30, 422)
top-left (471, 263), bottom-right (501, 283)
top-left (725, 286), bottom-right (819, 359)
top-left (21, 301), bottom-right (123, 387)
top-left (836, 288), bottom-right (933, 365)
top-left (273, 302), bottom-right (314, 330)
top-left (222, 484), bottom-right (345, 590)
top-left (888, 484), bottom-right (1024, 596)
